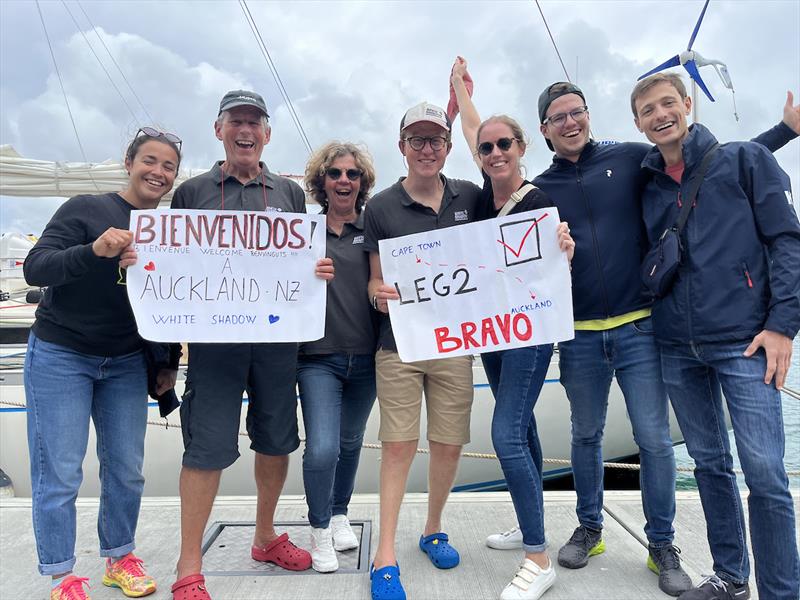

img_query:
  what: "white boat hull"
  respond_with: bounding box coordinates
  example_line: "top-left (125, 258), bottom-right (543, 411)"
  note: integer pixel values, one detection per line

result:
top-left (0, 346), bottom-right (683, 497)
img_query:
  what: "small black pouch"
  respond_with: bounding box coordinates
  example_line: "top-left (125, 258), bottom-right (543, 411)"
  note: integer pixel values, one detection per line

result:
top-left (641, 143), bottom-right (719, 298)
top-left (641, 227), bottom-right (682, 297)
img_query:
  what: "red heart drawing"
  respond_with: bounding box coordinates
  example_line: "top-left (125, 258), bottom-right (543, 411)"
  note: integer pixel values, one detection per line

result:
top-left (144, 261), bottom-right (156, 271)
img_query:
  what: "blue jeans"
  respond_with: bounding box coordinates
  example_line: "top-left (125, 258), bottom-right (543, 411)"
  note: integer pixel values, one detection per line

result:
top-left (482, 344), bottom-right (552, 553)
top-left (24, 333), bottom-right (148, 576)
top-left (660, 339), bottom-right (799, 599)
top-left (558, 318), bottom-right (676, 545)
top-left (297, 353), bottom-right (376, 528)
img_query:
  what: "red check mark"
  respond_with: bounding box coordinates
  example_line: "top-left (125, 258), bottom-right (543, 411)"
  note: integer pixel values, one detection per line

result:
top-left (496, 212), bottom-right (549, 258)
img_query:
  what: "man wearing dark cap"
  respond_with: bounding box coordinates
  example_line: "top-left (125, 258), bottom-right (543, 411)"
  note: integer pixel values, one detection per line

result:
top-left (169, 90), bottom-right (333, 600)
top-left (467, 80), bottom-right (798, 597)
top-left (363, 101), bottom-right (483, 600)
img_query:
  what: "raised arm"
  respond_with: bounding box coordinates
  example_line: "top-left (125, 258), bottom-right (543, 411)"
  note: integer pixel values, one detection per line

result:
top-left (782, 90), bottom-right (800, 135)
top-left (749, 90), bottom-right (800, 152)
top-left (450, 56), bottom-right (482, 170)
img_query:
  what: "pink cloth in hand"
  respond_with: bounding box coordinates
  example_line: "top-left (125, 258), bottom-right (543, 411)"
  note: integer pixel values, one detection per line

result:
top-left (447, 67), bottom-right (473, 122)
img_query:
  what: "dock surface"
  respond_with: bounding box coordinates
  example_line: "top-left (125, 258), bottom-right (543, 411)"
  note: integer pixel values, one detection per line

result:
top-left (2, 491), bottom-right (793, 600)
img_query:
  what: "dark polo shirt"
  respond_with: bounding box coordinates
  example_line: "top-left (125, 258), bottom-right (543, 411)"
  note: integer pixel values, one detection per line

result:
top-left (300, 211), bottom-right (377, 355)
top-left (171, 161), bottom-right (305, 213)
top-left (363, 175), bottom-right (482, 351)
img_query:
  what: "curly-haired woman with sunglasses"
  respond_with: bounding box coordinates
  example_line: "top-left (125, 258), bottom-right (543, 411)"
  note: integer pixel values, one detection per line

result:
top-left (23, 128), bottom-right (183, 600)
top-left (299, 142), bottom-right (379, 573)
top-left (450, 57), bottom-right (574, 600)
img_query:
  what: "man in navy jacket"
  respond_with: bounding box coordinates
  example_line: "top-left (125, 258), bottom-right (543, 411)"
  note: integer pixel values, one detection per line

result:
top-left (632, 72), bottom-right (800, 600)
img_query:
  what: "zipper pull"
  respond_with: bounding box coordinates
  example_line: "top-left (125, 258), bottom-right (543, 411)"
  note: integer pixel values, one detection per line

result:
top-left (742, 263), bottom-right (753, 288)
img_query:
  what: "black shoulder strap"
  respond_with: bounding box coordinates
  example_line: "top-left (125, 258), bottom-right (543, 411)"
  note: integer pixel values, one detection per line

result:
top-left (674, 142), bottom-right (719, 233)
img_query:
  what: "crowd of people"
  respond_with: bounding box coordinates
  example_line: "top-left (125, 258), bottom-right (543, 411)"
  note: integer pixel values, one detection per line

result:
top-left (23, 58), bottom-right (800, 600)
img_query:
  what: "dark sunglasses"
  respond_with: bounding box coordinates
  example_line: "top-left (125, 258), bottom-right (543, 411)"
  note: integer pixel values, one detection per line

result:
top-left (477, 137), bottom-right (518, 156)
top-left (136, 127), bottom-right (183, 150)
top-left (326, 167), bottom-right (362, 181)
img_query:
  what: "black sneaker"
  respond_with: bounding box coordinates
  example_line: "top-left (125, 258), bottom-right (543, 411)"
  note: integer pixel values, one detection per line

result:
top-left (647, 543), bottom-right (693, 596)
top-left (557, 525), bottom-right (605, 569)
top-left (678, 575), bottom-right (751, 600)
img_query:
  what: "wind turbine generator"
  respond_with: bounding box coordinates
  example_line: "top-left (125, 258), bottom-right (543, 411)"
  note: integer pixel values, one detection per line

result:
top-left (637, 0), bottom-right (737, 122)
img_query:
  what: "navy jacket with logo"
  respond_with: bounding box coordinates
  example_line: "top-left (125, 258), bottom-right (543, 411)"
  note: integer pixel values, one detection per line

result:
top-left (640, 123), bottom-right (800, 344)
top-left (535, 140), bottom-right (651, 321)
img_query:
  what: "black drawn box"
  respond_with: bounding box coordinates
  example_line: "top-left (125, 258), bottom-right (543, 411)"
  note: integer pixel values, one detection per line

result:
top-left (498, 217), bottom-right (543, 267)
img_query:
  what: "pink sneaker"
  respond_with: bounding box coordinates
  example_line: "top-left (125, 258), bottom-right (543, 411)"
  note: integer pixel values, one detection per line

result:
top-left (51, 576), bottom-right (90, 600)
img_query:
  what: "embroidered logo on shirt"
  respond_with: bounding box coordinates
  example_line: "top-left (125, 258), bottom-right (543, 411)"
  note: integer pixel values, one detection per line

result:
top-left (606, 169), bottom-right (613, 178)
top-left (352, 235), bottom-right (365, 245)
top-left (454, 209), bottom-right (469, 222)
top-left (786, 190), bottom-right (794, 205)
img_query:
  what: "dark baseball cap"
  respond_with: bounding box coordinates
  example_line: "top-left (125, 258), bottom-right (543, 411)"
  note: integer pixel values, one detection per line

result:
top-left (537, 82), bottom-right (585, 123)
top-left (218, 90), bottom-right (269, 118)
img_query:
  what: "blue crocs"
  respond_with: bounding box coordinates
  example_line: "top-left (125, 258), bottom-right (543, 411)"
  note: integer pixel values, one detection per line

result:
top-left (419, 532), bottom-right (460, 569)
top-left (370, 563), bottom-right (406, 600)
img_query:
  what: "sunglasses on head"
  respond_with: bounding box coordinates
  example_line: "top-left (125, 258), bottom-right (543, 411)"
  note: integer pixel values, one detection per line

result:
top-left (326, 167), bottom-right (362, 181)
top-left (477, 137), bottom-right (518, 156)
top-left (136, 127), bottom-right (183, 150)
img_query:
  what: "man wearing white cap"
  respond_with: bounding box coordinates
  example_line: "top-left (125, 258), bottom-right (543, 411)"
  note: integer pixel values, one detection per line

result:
top-left (363, 102), bottom-right (483, 600)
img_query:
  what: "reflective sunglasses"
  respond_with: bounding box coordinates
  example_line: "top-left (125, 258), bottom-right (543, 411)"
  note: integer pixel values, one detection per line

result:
top-left (542, 106), bottom-right (589, 128)
top-left (136, 127), bottom-right (183, 149)
top-left (326, 167), bottom-right (363, 181)
top-left (404, 136), bottom-right (448, 151)
top-left (477, 137), bottom-right (518, 156)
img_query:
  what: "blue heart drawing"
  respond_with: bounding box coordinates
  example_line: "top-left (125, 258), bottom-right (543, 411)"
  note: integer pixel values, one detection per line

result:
top-left (268, 314), bottom-right (280, 324)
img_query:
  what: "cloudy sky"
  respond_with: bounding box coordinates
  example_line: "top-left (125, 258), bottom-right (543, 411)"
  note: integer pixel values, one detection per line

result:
top-left (1, 0), bottom-right (798, 234)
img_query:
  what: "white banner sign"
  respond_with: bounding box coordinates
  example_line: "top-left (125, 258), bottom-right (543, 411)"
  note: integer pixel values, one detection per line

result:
top-left (379, 208), bottom-right (574, 362)
top-left (126, 209), bottom-right (326, 343)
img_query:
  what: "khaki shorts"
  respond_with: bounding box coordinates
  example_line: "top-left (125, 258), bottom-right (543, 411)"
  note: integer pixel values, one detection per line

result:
top-left (375, 349), bottom-right (474, 445)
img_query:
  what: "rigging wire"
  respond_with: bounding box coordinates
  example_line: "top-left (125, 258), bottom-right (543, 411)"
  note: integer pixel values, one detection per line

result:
top-left (535, 0), bottom-right (572, 83)
top-left (238, 0), bottom-right (313, 155)
top-left (34, 0), bottom-right (99, 191)
top-left (75, 0), bottom-right (155, 124)
top-left (60, 0), bottom-right (140, 125)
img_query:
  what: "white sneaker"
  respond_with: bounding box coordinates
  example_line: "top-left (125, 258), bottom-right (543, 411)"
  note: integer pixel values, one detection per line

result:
top-left (500, 558), bottom-right (556, 600)
top-left (486, 526), bottom-right (524, 550)
top-left (310, 526), bottom-right (338, 572)
top-left (330, 514), bottom-right (359, 551)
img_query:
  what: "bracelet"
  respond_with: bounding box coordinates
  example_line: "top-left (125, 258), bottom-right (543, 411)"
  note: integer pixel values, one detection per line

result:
top-left (371, 294), bottom-right (379, 311)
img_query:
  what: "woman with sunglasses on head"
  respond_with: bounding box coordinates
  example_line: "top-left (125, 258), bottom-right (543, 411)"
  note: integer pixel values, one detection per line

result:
top-left (23, 127), bottom-right (183, 600)
top-left (449, 57), bottom-right (574, 600)
top-left (299, 142), bottom-right (379, 573)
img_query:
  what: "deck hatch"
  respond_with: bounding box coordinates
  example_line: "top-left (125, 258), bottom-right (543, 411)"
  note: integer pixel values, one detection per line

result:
top-left (201, 520), bottom-right (372, 575)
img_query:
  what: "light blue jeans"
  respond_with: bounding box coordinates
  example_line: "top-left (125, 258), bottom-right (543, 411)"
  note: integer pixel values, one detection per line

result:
top-left (660, 339), bottom-right (799, 599)
top-left (24, 333), bottom-right (148, 576)
top-left (297, 353), bottom-right (376, 529)
top-left (482, 344), bottom-right (552, 553)
top-left (558, 318), bottom-right (676, 546)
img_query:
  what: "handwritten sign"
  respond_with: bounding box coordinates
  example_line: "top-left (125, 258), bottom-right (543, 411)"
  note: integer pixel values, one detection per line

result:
top-left (379, 208), bottom-right (574, 362)
top-left (126, 209), bottom-right (326, 343)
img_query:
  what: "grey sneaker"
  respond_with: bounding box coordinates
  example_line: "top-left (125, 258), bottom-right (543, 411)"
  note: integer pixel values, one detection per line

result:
top-left (557, 525), bottom-right (605, 569)
top-left (677, 575), bottom-right (750, 600)
top-left (648, 543), bottom-right (693, 596)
